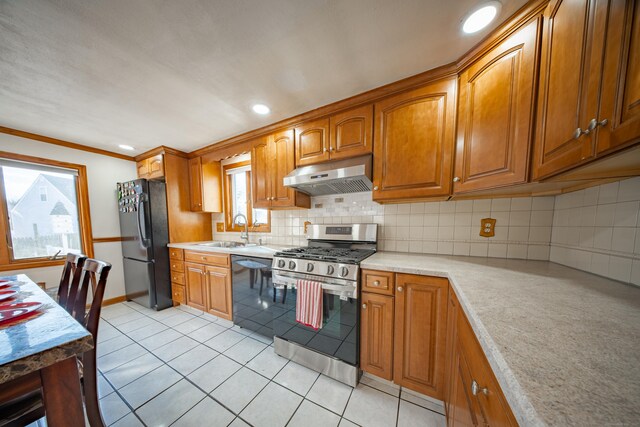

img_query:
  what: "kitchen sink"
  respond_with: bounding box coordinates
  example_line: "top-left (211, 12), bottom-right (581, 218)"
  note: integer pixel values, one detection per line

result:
top-left (196, 241), bottom-right (254, 248)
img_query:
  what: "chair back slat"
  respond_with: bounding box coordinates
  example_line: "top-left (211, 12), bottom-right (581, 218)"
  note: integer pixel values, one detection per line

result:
top-left (57, 253), bottom-right (86, 312)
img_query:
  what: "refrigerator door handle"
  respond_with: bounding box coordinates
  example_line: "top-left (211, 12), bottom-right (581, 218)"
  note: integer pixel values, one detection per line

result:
top-left (136, 195), bottom-right (151, 249)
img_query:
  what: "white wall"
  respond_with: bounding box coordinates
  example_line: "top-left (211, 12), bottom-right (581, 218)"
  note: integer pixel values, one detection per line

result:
top-left (550, 177), bottom-right (640, 286)
top-left (0, 132), bottom-right (137, 299)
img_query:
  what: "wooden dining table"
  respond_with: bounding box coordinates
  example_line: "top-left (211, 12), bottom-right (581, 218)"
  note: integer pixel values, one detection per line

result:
top-left (0, 274), bottom-right (93, 427)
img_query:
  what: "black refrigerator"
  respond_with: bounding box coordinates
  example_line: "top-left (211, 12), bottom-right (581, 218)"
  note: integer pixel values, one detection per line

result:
top-left (117, 179), bottom-right (172, 310)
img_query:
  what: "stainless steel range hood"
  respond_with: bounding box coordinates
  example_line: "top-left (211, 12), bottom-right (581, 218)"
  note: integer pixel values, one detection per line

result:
top-left (283, 155), bottom-right (372, 196)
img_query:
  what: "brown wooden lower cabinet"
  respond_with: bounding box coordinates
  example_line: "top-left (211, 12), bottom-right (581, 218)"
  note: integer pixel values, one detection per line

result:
top-left (204, 265), bottom-right (232, 320)
top-left (185, 262), bottom-right (207, 311)
top-left (171, 284), bottom-right (186, 305)
top-left (360, 270), bottom-right (517, 426)
top-left (394, 274), bottom-right (449, 399)
top-left (447, 291), bottom-right (517, 427)
top-left (183, 251), bottom-right (232, 320)
top-left (360, 292), bottom-right (394, 380)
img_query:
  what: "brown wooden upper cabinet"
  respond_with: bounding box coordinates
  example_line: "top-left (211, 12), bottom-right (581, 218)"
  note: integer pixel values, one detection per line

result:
top-left (137, 154), bottom-right (164, 180)
top-left (188, 156), bottom-right (222, 212)
top-left (373, 77), bottom-right (457, 202)
top-left (533, 0), bottom-right (640, 180)
top-left (454, 17), bottom-right (540, 194)
top-left (252, 129), bottom-right (310, 209)
top-left (295, 105), bottom-right (373, 166)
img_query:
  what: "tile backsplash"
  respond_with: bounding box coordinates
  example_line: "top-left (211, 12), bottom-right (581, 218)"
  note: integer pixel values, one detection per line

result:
top-left (213, 192), bottom-right (555, 261)
top-left (549, 177), bottom-right (640, 286)
top-left (212, 177), bottom-right (640, 285)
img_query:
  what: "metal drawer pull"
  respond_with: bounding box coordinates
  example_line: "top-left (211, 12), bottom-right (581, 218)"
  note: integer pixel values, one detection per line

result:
top-left (362, 304), bottom-right (367, 309)
top-left (372, 280), bottom-right (380, 287)
top-left (471, 380), bottom-right (488, 396)
top-left (397, 286), bottom-right (403, 292)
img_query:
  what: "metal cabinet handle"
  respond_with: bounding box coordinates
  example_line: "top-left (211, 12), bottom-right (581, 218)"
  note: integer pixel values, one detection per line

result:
top-left (329, 147), bottom-right (334, 152)
top-left (587, 118), bottom-right (609, 132)
top-left (362, 303), bottom-right (367, 309)
top-left (372, 280), bottom-right (380, 287)
top-left (453, 177), bottom-right (460, 183)
top-left (201, 256), bottom-right (206, 260)
top-left (471, 380), bottom-right (488, 396)
top-left (573, 127), bottom-right (590, 139)
top-left (373, 186), bottom-right (379, 191)
top-left (397, 286), bottom-right (403, 292)
top-left (323, 148), bottom-right (328, 153)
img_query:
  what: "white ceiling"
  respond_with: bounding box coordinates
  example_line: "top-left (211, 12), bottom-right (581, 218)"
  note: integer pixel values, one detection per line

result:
top-left (0, 0), bottom-right (528, 155)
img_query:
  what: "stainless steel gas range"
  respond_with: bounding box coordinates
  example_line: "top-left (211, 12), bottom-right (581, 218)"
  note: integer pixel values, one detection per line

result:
top-left (271, 223), bottom-right (377, 387)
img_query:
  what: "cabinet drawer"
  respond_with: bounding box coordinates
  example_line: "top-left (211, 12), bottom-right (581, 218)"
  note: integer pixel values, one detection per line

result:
top-left (184, 251), bottom-right (229, 267)
top-left (170, 271), bottom-right (185, 285)
top-left (169, 248), bottom-right (184, 260)
top-left (170, 261), bottom-right (184, 272)
top-left (362, 270), bottom-right (395, 295)
top-left (172, 284), bottom-right (186, 305)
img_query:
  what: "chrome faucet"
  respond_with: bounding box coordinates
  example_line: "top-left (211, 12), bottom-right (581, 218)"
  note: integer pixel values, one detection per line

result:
top-left (233, 213), bottom-right (249, 245)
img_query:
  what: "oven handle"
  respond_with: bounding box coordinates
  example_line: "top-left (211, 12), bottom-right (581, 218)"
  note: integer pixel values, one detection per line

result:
top-left (272, 272), bottom-right (357, 299)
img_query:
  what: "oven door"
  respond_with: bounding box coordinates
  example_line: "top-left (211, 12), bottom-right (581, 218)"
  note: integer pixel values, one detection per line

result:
top-left (271, 271), bottom-right (359, 365)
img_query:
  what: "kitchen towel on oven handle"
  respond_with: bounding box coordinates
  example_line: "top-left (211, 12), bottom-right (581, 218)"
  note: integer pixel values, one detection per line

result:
top-left (295, 279), bottom-right (323, 330)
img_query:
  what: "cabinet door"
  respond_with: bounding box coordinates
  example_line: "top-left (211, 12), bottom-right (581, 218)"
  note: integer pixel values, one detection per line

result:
top-left (454, 18), bottom-right (540, 194)
top-left (185, 262), bottom-right (206, 311)
top-left (597, 1), bottom-right (640, 154)
top-left (532, 0), bottom-right (609, 179)
top-left (456, 307), bottom-right (517, 427)
top-left (188, 157), bottom-right (204, 211)
top-left (394, 274), bottom-right (449, 399)
top-left (136, 159), bottom-right (149, 178)
top-left (329, 105), bottom-right (373, 160)
top-left (205, 266), bottom-right (232, 320)
top-left (295, 118), bottom-right (330, 166)
top-left (200, 157), bottom-right (223, 213)
top-left (360, 292), bottom-right (394, 380)
top-left (251, 136), bottom-right (272, 209)
top-left (373, 77), bottom-right (456, 202)
top-left (271, 129), bottom-right (297, 208)
top-left (147, 155), bottom-right (164, 179)
top-left (444, 291), bottom-right (459, 419)
top-left (448, 340), bottom-right (481, 427)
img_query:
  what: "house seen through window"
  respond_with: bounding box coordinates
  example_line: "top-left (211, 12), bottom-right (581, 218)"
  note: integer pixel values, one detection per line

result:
top-left (1, 159), bottom-right (83, 260)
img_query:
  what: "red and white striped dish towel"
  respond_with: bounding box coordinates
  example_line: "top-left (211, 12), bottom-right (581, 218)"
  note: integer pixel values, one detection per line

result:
top-left (296, 279), bottom-right (323, 330)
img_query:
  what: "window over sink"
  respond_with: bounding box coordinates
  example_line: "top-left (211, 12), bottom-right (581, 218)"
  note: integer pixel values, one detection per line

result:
top-left (223, 160), bottom-right (270, 233)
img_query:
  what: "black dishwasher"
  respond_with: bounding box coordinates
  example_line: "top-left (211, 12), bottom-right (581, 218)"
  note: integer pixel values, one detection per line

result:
top-left (231, 255), bottom-right (277, 339)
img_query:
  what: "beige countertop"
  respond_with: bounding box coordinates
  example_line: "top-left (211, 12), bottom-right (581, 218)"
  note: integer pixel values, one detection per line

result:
top-left (361, 252), bottom-right (640, 427)
top-left (167, 241), bottom-right (292, 259)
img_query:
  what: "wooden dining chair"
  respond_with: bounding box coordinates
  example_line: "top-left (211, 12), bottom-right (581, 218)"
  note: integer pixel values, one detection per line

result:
top-left (56, 252), bottom-right (87, 311)
top-left (0, 258), bottom-right (112, 427)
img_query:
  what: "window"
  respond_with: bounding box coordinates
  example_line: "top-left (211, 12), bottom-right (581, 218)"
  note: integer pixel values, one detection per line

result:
top-left (223, 160), bottom-right (270, 232)
top-left (0, 151), bottom-right (93, 270)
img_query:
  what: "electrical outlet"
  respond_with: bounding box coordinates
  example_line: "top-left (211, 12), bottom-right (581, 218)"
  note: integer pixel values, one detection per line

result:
top-left (216, 222), bottom-right (224, 232)
top-left (479, 218), bottom-right (496, 237)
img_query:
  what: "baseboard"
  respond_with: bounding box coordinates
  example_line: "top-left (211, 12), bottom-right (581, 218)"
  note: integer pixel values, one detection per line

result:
top-left (102, 295), bottom-right (127, 306)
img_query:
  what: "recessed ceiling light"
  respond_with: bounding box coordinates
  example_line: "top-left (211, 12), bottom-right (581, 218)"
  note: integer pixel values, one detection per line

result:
top-left (462, 2), bottom-right (500, 34)
top-left (118, 144), bottom-right (135, 151)
top-left (252, 104), bottom-right (271, 115)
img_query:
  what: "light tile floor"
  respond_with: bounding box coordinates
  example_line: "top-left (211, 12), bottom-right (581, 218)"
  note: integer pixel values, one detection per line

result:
top-left (91, 301), bottom-right (446, 427)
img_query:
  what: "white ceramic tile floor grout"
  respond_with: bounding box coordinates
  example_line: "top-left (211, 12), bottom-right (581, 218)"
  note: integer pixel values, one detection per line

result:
top-left (92, 302), bottom-right (446, 427)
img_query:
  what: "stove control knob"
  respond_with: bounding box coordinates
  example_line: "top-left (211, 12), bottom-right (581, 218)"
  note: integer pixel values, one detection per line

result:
top-left (306, 263), bottom-right (314, 272)
top-left (288, 261), bottom-right (296, 270)
top-left (340, 267), bottom-right (349, 278)
top-left (277, 259), bottom-right (285, 268)
top-left (327, 265), bottom-right (335, 275)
